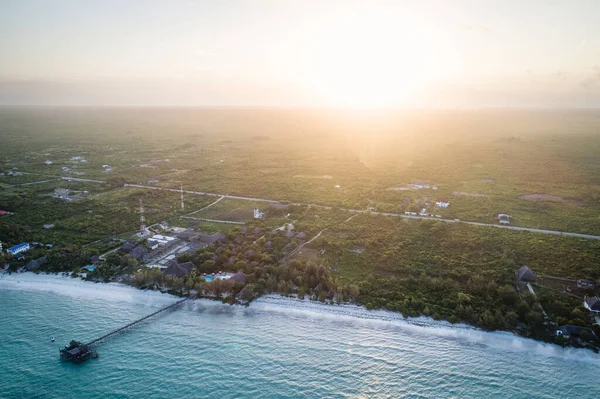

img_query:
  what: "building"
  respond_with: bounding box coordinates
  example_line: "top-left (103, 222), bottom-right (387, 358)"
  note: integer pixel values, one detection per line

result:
top-left (515, 266), bottom-right (537, 282)
top-left (253, 208), bottom-right (265, 219)
top-left (43, 224), bottom-right (55, 229)
top-left (163, 260), bottom-right (195, 278)
top-left (147, 240), bottom-right (160, 250)
top-left (577, 279), bottom-right (595, 289)
top-left (435, 201), bottom-right (450, 208)
top-left (419, 208), bottom-right (428, 216)
top-left (44, 160), bottom-right (53, 165)
top-left (498, 213), bottom-right (512, 225)
top-left (0, 210), bottom-right (9, 216)
top-left (8, 243), bottom-right (30, 256)
top-left (25, 257), bottom-right (48, 271)
top-left (584, 296), bottom-right (600, 313)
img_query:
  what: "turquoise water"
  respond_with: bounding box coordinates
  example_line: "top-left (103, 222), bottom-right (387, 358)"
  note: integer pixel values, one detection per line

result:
top-left (1, 274), bottom-right (598, 399)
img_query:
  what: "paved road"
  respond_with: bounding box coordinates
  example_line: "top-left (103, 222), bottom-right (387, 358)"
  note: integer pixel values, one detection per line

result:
top-left (123, 184), bottom-right (600, 240)
top-left (124, 184), bottom-right (278, 203)
top-left (180, 216), bottom-right (245, 225)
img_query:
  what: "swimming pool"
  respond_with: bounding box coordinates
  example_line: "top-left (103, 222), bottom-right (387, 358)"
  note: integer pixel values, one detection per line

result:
top-left (203, 274), bottom-right (231, 282)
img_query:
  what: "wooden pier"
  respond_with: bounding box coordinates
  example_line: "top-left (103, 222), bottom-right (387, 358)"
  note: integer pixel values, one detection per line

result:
top-left (60, 298), bottom-right (188, 363)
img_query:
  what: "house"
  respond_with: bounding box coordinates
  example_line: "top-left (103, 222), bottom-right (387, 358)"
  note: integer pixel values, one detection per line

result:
top-left (419, 208), bottom-right (428, 216)
top-left (44, 160), bottom-right (53, 165)
top-left (296, 232), bottom-right (307, 239)
top-left (557, 325), bottom-right (599, 341)
top-left (499, 220), bottom-right (511, 225)
top-left (8, 243), bottom-right (30, 256)
top-left (71, 156), bottom-right (83, 160)
top-left (577, 279), bottom-right (595, 289)
top-left (230, 272), bottom-right (246, 284)
top-left (163, 260), bottom-right (195, 278)
top-left (120, 241), bottom-right (135, 253)
top-left (43, 224), bottom-right (55, 229)
top-left (148, 178), bottom-right (159, 184)
top-left (25, 257), bottom-right (48, 271)
top-left (515, 266), bottom-right (537, 282)
top-left (435, 201), bottom-right (450, 208)
top-left (253, 208), bottom-right (265, 219)
top-left (102, 164), bottom-right (110, 168)
top-left (584, 296), bottom-right (600, 313)
top-left (0, 210), bottom-right (9, 216)
top-left (147, 240), bottom-right (160, 250)
top-left (129, 246), bottom-right (148, 260)
top-left (404, 211), bottom-right (417, 216)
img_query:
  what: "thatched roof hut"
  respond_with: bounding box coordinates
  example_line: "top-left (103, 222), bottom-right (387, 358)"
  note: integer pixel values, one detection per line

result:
top-left (163, 260), bottom-right (195, 278)
top-left (230, 272), bottom-right (246, 284)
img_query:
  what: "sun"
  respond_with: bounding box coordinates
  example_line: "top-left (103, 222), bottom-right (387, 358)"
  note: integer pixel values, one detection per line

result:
top-left (296, 11), bottom-right (456, 108)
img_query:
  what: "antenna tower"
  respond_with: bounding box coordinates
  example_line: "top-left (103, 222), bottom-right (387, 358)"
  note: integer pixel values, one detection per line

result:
top-left (139, 198), bottom-right (147, 235)
top-left (180, 185), bottom-right (184, 210)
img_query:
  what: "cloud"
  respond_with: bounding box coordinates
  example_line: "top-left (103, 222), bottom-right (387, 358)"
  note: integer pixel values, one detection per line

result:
top-left (579, 66), bottom-right (600, 89)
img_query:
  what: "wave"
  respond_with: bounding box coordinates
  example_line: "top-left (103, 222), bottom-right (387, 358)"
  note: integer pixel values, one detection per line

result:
top-left (251, 295), bottom-right (600, 363)
top-left (2, 272), bottom-right (598, 362)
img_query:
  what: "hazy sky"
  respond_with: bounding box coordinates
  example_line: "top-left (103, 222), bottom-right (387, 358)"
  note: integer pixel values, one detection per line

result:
top-left (1, 0), bottom-right (600, 107)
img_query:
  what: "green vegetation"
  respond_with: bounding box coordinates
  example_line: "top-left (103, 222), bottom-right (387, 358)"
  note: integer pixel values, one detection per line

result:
top-left (1, 107), bottom-right (600, 349)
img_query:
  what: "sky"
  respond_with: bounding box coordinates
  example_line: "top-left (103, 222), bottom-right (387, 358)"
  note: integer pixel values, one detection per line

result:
top-left (1, 0), bottom-right (600, 107)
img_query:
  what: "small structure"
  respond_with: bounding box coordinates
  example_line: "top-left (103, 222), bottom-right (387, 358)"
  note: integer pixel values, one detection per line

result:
top-left (419, 208), bottom-right (428, 217)
top-left (334, 185), bottom-right (341, 189)
top-left (557, 325), bottom-right (599, 341)
top-left (516, 266), bottom-right (537, 282)
top-left (497, 214), bottom-right (512, 225)
top-left (60, 341), bottom-right (98, 364)
top-left (43, 224), bottom-right (55, 229)
top-left (148, 178), bottom-right (159, 184)
top-left (44, 160), bottom-right (53, 165)
top-left (0, 210), bottom-right (9, 216)
top-left (254, 208), bottom-right (265, 219)
top-left (147, 240), bottom-right (160, 250)
top-left (435, 201), bottom-right (450, 208)
top-left (577, 280), bottom-right (595, 289)
top-left (8, 243), bottom-right (30, 256)
top-left (584, 296), bottom-right (600, 313)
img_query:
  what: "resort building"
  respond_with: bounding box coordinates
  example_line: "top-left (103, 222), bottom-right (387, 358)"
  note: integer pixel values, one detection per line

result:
top-left (8, 243), bottom-right (30, 256)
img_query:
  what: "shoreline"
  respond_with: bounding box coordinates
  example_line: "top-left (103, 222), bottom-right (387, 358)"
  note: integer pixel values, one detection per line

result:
top-left (2, 271), bottom-right (598, 360)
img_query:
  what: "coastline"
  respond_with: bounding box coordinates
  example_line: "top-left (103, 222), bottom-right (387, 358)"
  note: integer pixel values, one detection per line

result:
top-left (2, 271), bottom-right (598, 361)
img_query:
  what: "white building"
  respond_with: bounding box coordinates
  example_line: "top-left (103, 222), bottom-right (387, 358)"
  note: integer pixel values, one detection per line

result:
top-left (8, 243), bottom-right (30, 256)
top-left (43, 160), bottom-right (53, 165)
top-left (435, 201), bottom-right (450, 208)
top-left (419, 208), bottom-right (428, 216)
top-left (254, 208), bottom-right (265, 219)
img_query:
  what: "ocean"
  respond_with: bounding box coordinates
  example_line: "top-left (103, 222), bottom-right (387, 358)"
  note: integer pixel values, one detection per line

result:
top-left (0, 273), bottom-right (597, 399)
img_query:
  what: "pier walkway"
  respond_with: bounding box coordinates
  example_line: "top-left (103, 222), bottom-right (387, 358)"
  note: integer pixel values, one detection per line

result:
top-left (86, 298), bottom-right (188, 347)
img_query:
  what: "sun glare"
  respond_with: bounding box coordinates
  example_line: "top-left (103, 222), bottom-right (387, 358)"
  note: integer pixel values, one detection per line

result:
top-left (298, 11), bottom-right (457, 108)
